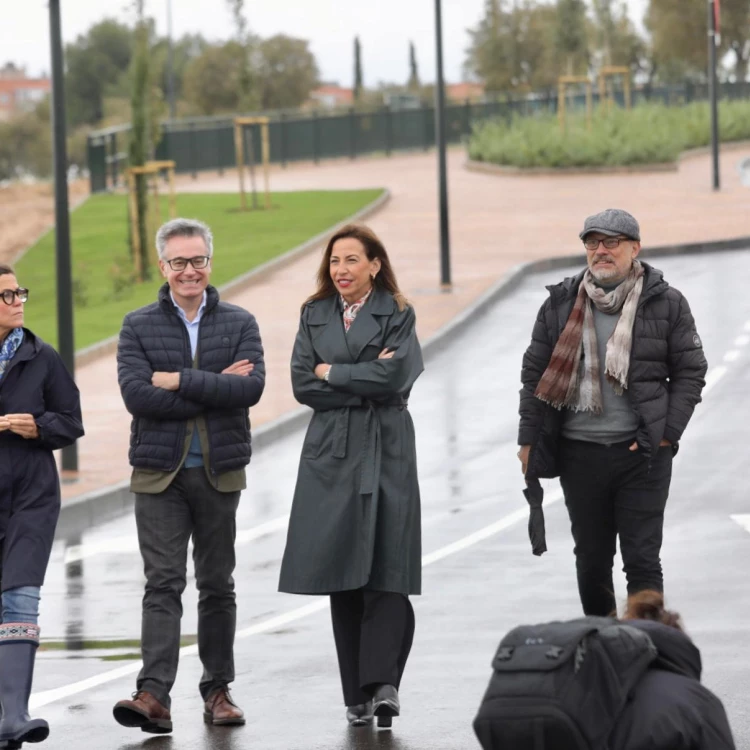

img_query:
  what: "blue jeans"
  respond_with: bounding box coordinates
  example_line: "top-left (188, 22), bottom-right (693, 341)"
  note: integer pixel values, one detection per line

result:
top-left (1, 586), bottom-right (41, 625)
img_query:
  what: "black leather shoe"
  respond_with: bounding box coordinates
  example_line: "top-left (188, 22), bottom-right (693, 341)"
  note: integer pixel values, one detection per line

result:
top-left (346, 701), bottom-right (373, 727)
top-left (372, 684), bottom-right (399, 728)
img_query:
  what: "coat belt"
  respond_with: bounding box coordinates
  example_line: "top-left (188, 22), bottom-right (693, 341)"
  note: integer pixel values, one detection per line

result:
top-left (329, 398), bottom-right (408, 495)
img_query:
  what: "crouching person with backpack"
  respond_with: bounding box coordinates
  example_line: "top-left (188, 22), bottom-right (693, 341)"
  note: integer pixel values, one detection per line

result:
top-left (473, 591), bottom-right (735, 750)
top-left (609, 591), bottom-right (735, 750)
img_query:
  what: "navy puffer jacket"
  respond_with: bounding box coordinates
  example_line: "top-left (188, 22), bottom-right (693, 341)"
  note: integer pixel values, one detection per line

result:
top-left (519, 262), bottom-right (707, 478)
top-left (117, 284), bottom-right (265, 475)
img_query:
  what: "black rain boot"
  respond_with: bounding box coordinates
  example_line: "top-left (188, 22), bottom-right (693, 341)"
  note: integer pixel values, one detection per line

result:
top-left (0, 624), bottom-right (49, 745)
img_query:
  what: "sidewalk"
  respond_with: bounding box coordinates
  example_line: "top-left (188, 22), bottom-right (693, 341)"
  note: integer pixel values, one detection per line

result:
top-left (60, 147), bottom-right (750, 501)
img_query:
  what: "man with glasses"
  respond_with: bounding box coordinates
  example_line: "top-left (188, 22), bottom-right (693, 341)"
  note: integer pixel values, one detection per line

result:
top-left (114, 218), bottom-right (265, 734)
top-left (517, 208), bottom-right (707, 616)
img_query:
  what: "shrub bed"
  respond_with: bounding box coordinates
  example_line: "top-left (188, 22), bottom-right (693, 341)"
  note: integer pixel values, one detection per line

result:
top-left (468, 101), bottom-right (750, 169)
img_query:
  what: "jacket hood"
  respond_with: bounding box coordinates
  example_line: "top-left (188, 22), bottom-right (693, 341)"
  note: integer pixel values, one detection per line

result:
top-left (625, 620), bottom-right (702, 680)
top-left (16, 327), bottom-right (43, 357)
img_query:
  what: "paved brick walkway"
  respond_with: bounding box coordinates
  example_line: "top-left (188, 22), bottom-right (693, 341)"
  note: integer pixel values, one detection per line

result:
top-left (60, 147), bottom-right (750, 500)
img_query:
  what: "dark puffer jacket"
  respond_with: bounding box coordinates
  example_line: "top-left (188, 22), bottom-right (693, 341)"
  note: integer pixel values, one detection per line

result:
top-left (610, 620), bottom-right (735, 750)
top-left (117, 284), bottom-right (265, 475)
top-left (519, 262), bottom-right (707, 478)
top-left (0, 329), bottom-right (84, 590)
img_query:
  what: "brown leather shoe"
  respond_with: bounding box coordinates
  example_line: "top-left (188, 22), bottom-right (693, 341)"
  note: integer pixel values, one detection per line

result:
top-left (113, 691), bottom-right (172, 734)
top-left (203, 687), bottom-right (245, 726)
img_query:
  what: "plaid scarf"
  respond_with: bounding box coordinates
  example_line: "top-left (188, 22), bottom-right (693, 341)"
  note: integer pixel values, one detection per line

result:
top-left (341, 288), bottom-right (372, 332)
top-left (0, 328), bottom-right (23, 381)
top-left (534, 261), bottom-right (645, 413)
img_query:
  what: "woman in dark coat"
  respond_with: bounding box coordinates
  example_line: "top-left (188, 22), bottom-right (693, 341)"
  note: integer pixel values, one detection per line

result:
top-left (612, 591), bottom-right (736, 750)
top-left (0, 264), bottom-right (84, 747)
top-left (279, 224), bottom-right (423, 728)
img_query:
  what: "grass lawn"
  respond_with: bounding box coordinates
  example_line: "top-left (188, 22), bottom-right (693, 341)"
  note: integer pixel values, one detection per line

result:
top-left (17, 189), bottom-right (383, 349)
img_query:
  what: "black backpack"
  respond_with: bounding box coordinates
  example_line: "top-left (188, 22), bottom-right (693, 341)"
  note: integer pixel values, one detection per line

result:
top-left (473, 617), bottom-right (657, 750)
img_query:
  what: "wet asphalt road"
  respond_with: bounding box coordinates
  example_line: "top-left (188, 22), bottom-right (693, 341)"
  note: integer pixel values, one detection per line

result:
top-left (34, 250), bottom-right (750, 749)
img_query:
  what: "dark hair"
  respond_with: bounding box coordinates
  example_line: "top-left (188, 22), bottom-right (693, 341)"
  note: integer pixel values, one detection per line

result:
top-left (0, 264), bottom-right (14, 277)
top-left (621, 590), bottom-right (683, 631)
top-left (304, 224), bottom-right (408, 312)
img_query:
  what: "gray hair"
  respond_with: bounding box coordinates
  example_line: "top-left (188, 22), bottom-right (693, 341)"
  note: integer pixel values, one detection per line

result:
top-left (155, 218), bottom-right (214, 259)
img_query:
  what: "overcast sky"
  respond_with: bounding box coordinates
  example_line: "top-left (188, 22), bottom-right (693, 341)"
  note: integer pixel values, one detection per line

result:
top-left (4, 0), bottom-right (650, 87)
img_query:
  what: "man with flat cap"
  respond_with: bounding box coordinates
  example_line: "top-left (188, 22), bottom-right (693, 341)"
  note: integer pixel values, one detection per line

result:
top-left (517, 208), bottom-right (707, 615)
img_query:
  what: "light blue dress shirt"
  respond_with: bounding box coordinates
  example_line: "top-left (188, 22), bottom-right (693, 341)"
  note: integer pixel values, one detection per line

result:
top-left (171, 291), bottom-right (207, 467)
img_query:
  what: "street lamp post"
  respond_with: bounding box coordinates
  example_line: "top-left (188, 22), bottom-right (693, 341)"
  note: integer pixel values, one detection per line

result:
top-left (434, 0), bottom-right (452, 289)
top-left (708, 0), bottom-right (720, 190)
top-left (48, 0), bottom-right (78, 473)
top-left (166, 0), bottom-right (176, 120)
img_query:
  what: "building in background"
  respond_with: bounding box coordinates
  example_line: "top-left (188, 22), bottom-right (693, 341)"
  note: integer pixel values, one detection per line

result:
top-left (305, 80), bottom-right (486, 112)
top-left (0, 63), bottom-right (51, 121)
top-left (307, 84), bottom-right (354, 110)
top-left (446, 82), bottom-right (485, 102)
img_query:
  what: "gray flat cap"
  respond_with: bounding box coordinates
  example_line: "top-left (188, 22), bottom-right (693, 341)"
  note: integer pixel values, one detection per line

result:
top-left (579, 208), bottom-right (640, 241)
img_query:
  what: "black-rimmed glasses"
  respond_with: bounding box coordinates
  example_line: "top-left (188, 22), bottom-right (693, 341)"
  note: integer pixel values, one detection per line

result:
top-left (163, 256), bottom-right (211, 271)
top-left (1, 288), bottom-right (28, 305)
top-left (583, 236), bottom-right (631, 251)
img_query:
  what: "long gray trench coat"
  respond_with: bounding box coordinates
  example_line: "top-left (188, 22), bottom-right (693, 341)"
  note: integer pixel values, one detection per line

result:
top-left (278, 289), bottom-right (424, 596)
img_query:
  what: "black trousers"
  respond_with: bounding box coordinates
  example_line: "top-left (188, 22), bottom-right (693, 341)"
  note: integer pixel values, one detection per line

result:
top-left (559, 438), bottom-right (673, 617)
top-left (330, 589), bottom-right (415, 706)
top-left (134, 468), bottom-right (240, 708)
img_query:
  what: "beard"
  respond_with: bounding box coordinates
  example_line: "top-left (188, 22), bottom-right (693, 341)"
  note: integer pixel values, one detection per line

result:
top-left (589, 259), bottom-right (627, 283)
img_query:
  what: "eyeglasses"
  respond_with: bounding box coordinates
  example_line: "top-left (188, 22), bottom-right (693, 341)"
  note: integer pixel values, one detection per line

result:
top-left (583, 236), bottom-right (631, 251)
top-left (163, 256), bottom-right (211, 271)
top-left (1, 288), bottom-right (28, 305)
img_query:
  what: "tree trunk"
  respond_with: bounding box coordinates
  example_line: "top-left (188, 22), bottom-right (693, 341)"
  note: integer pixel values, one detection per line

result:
top-left (129, 17), bottom-right (151, 281)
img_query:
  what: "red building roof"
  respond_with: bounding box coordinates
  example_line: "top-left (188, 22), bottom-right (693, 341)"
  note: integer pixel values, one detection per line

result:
top-left (0, 68), bottom-right (51, 121)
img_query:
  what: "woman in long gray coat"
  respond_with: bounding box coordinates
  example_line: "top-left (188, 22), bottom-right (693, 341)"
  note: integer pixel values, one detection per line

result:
top-left (279, 224), bottom-right (423, 729)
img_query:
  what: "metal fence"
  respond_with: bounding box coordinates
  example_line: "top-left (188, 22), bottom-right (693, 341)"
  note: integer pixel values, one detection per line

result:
top-left (86, 81), bottom-right (750, 194)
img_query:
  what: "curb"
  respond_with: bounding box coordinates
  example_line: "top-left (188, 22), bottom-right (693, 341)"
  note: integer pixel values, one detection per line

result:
top-left (73, 189), bottom-right (392, 369)
top-left (464, 139), bottom-right (750, 178)
top-left (677, 139), bottom-right (750, 163)
top-left (56, 233), bottom-right (750, 541)
top-left (465, 160), bottom-right (677, 177)
top-left (415, 234), bottom-right (750, 357)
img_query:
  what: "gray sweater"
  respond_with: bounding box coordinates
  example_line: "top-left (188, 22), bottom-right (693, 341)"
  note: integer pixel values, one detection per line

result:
top-left (562, 304), bottom-right (640, 444)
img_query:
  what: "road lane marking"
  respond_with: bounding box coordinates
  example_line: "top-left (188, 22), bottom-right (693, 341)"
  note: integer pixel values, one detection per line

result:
top-left (235, 515), bottom-right (290, 545)
top-left (61, 482), bottom-right (521, 563)
top-left (423, 490), bottom-right (563, 565)
top-left (730, 515), bottom-right (750, 534)
top-left (63, 514), bottom-right (292, 564)
top-left (63, 537), bottom-right (138, 563)
top-left (703, 366), bottom-right (728, 396)
top-left (31, 489), bottom-right (563, 709)
top-left (734, 335), bottom-right (750, 348)
top-left (723, 350), bottom-right (740, 363)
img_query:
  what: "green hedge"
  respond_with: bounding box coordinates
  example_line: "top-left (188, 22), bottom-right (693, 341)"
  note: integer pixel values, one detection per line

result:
top-left (467, 101), bottom-right (750, 169)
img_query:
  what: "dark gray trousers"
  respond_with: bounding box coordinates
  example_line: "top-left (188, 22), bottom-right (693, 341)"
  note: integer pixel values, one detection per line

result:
top-left (330, 589), bottom-right (415, 706)
top-left (135, 468), bottom-right (240, 708)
